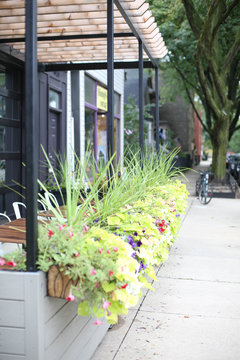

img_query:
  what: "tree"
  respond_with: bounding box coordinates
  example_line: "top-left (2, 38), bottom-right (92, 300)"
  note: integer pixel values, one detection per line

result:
top-left (124, 95), bottom-right (153, 149)
top-left (148, 0), bottom-right (240, 180)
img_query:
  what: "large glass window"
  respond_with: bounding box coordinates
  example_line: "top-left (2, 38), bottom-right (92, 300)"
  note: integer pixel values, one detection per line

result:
top-left (0, 64), bottom-right (22, 216)
top-left (85, 75), bottom-right (121, 168)
top-left (97, 113), bottom-right (107, 164)
top-left (85, 108), bottom-right (95, 151)
top-left (85, 76), bottom-right (95, 105)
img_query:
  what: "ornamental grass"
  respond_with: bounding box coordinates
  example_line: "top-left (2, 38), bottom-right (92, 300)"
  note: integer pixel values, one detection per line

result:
top-left (1, 148), bottom-right (189, 325)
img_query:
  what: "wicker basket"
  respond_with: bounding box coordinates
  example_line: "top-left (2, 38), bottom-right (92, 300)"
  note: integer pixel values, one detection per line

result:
top-left (48, 265), bottom-right (80, 299)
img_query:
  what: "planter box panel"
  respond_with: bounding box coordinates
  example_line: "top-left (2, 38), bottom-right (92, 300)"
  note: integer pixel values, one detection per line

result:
top-left (45, 315), bottom-right (91, 360)
top-left (0, 272), bottom-right (24, 300)
top-left (43, 296), bottom-right (66, 322)
top-left (44, 301), bottom-right (84, 348)
top-left (0, 355), bottom-right (25, 360)
top-left (63, 319), bottom-right (109, 360)
top-left (0, 271), bottom-right (110, 360)
top-left (0, 300), bottom-right (24, 327)
top-left (0, 328), bottom-right (25, 355)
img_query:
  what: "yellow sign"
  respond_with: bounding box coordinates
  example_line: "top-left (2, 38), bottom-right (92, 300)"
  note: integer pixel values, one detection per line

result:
top-left (97, 86), bottom-right (107, 111)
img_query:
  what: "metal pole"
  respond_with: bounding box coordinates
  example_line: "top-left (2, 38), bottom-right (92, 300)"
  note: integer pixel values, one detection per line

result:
top-left (107, 0), bottom-right (114, 162)
top-left (25, 0), bottom-right (38, 271)
top-left (155, 65), bottom-right (160, 153)
top-left (139, 39), bottom-right (144, 156)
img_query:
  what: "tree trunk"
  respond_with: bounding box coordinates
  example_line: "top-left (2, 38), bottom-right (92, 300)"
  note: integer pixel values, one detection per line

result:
top-left (211, 118), bottom-right (229, 181)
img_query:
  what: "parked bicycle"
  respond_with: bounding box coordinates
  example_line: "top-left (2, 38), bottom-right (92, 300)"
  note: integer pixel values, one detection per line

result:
top-left (196, 171), bottom-right (213, 204)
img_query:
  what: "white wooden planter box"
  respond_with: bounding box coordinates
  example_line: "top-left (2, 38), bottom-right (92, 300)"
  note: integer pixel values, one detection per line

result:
top-left (0, 271), bottom-right (109, 360)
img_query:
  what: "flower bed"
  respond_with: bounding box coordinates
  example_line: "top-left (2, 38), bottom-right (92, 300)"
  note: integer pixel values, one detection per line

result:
top-left (1, 149), bottom-right (189, 326)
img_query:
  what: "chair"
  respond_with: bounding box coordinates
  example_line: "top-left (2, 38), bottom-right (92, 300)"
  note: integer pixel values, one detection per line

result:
top-left (0, 213), bottom-right (11, 257)
top-left (44, 192), bottom-right (60, 208)
top-left (0, 212), bottom-right (11, 223)
top-left (37, 199), bottom-right (47, 212)
top-left (12, 202), bottom-right (26, 219)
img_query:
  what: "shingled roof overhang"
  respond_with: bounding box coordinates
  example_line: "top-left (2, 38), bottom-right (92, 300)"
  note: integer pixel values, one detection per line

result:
top-left (0, 0), bottom-right (168, 67)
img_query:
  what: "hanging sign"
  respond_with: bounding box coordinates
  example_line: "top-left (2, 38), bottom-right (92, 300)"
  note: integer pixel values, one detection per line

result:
top-left (97, 85), bottom-right (108, 111)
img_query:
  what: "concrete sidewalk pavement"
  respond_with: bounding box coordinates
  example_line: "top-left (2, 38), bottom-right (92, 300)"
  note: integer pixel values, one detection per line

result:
top-left (91, 168), bottom-right (240, 360)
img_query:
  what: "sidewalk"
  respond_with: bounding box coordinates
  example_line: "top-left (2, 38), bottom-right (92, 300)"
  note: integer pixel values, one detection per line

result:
top-left (91, 164), bottom-right (240, 360)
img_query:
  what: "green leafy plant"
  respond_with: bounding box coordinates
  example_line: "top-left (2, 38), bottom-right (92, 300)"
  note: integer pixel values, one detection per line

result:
top-left (3, 147), bottom-right (189, 325)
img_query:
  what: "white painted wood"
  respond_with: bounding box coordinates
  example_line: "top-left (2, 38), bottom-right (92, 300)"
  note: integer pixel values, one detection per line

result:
top-left (0, 354), bottom-right (25, 360)
top-left (0, 300), bottom-right (24, 327)
top-left (0, 328), bottom-right (25, 355)
top-left (0, 271), bottom-right (110, 360)
top-left (45, 314), bottom-right (91, 360)
top-left (65, 319), bottom-right (109, 360)
top-left (44, 301), bottom-right (80, 348)
top-left (24, 272), bottom-right (45, 360)
top-left (0, 272), bottom-right (24, 300)
top-left (43, 296), bottom-right (66, 322)
top-left (66, 70), bottom-right (75, 173)
top-left (79, 71), bottom-right (85, 164)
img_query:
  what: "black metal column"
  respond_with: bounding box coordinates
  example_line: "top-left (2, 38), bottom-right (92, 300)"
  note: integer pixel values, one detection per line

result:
top-left (155, 65), bottom-right (160, 153)
top-left (25, 0), bottom-right (38, 271)
top-left (139, 39), bottom-right (144, 155)
top-left (107, 0), bottom-right (114, 162)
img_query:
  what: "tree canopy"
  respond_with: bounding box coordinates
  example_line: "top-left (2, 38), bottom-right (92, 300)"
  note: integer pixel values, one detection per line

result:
top-left (148, 0), bottom-right (240, 179)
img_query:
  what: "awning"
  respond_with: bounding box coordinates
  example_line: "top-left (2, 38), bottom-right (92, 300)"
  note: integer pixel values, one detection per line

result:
top-left (0, 0), bottom-right (167, 63)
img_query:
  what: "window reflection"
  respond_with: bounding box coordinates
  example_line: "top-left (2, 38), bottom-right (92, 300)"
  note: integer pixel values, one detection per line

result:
top-left (49, 89), bottom-right (60, 109)
top-left (97, 113), bottom-right (107, 164)
top-left (85, 76), bottom-right (95, 105)
top-left (0, 72), bottom-right (6, 88)
top-left (0, 96), bottom-right (6, 118)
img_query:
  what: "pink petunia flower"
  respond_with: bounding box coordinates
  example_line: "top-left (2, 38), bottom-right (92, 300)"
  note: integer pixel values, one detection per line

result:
top-left (93, 320), bottom-right (103, 325)
top-left (48, 229), bottom-right (54, 238)
top-left (98, 248), bottom-right (103, 254)
top-left (109, 270), bottom-right (113, 277)
top-left (106, 249), bottom-right (110, 254)
top-left (113, 247), bottom-right (118, 252)
top-left (102, 300), bottom-right (111, 309)
top-left (59, 224), bottom-right (66, 230)
top-left (83, 224), bottom-right (90, 232)
top-left (69, 231), bottom-right (74, 238)
top-left (90, 268), bottom-right (97, 276)
top-left (121, 283), bottom-right (128, 289)
top-left (6, 260), bottom-right (16, 267)
top-left (0, 258), bottom-right (6, 266)
top-left (66, 293), bottom-right (75, 302)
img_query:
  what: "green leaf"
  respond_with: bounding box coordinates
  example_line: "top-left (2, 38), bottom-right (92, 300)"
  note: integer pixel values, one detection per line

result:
top-left (78, 301), bottom-right (91, 317)
top-left (107, 216), bottom-right (121, 226)
top-left (102, 281), bottom-right (116, 293)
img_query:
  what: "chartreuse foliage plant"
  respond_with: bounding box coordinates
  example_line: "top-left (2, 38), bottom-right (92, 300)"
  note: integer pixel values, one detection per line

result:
top-left (2, 148), bottom-right (189, 325)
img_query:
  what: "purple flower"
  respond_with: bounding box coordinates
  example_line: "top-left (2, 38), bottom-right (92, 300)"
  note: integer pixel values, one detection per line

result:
top-left (128, 212), bottom-right (131, 215)
top-left (133, 231), bottom-right (138, 236)
top-left (128, 235), bottom-right (136, 248)
top-left (136, 241), bottom-right (142, 247)
top-left (131, 252), bottom-right (137, 259)
top-left (142, 229), bottom-right (146, 233)
top-left (176, 214), bottom-right (180, 217)
top-left (139, 261), bottom-right (147, 272)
